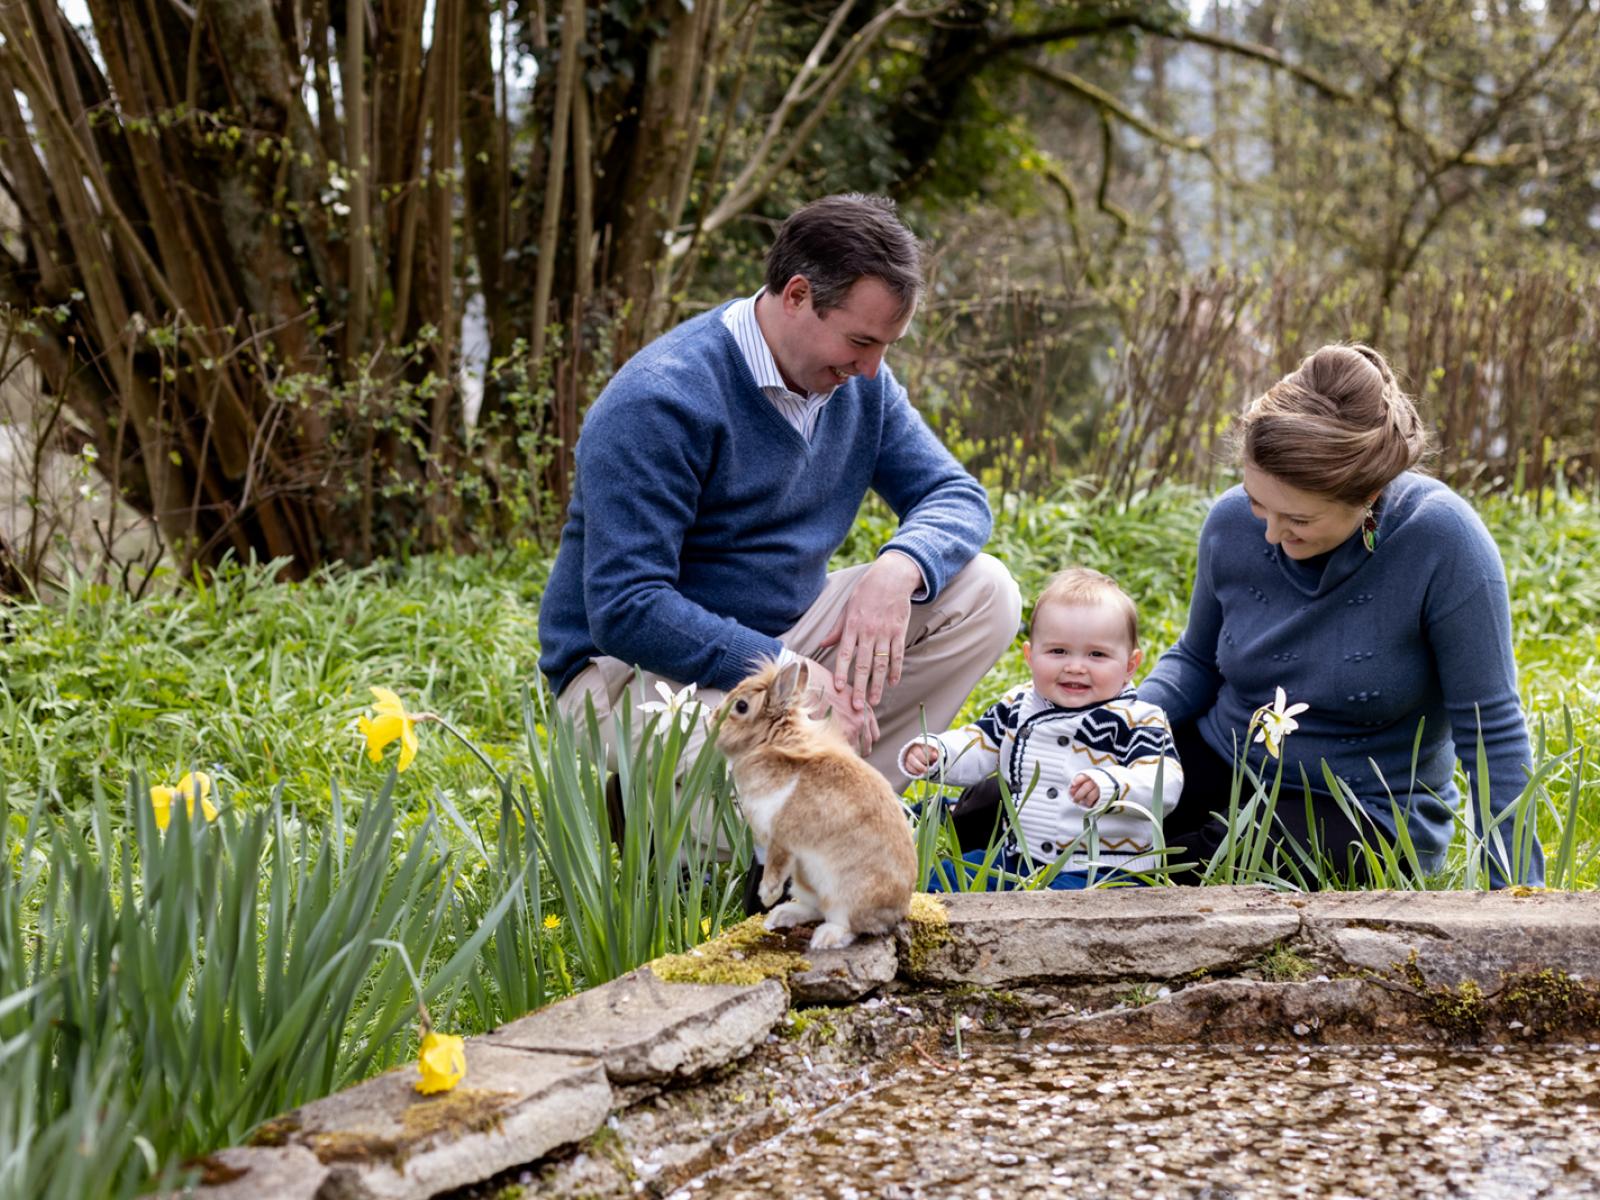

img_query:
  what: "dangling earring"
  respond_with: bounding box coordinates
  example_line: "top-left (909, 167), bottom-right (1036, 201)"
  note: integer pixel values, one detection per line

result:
top-left (1361, 505), bottom-right (1378, 553)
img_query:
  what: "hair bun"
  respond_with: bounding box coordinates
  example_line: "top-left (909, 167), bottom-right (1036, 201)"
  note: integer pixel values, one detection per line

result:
top-left (1237, 341), bottom-right (1432, 504)
top-left (1348, 343), bottom-right (1395, 386)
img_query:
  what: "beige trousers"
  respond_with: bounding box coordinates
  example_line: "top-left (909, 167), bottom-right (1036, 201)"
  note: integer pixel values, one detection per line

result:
top-left (556, 552), bottom-right (1022, 793)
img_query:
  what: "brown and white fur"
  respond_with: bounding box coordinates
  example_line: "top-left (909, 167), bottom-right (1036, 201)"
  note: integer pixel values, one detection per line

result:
top-left (714, 660), bottom-right (917, 950)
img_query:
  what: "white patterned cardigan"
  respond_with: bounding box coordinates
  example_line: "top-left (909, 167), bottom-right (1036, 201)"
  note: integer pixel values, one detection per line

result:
top-left (899, 684), bottom-right (1184, 872)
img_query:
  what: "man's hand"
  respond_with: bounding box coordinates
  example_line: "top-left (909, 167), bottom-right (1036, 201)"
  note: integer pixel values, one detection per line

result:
top-left (799, 658), bottom-right (881, 754)
top-left (818, 551), bottom-right (921, 715)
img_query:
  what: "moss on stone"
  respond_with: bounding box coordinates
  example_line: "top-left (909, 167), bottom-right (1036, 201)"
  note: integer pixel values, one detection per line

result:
top-left (1498, 968), bottom-right (1600, 1035)
top-left (247, 1115), bottom-right (302, 1148)
top-left (1425, 979), bottom-right (1489, 1039)
top-left (904, 894), bottom-right (951, 977)
top-left (581, 1122), bottom-right (635, 1179)
top-left (399, 1087), bottom-right (516, 1141)
top-left (189, 1155), bottom-right (248, 1186)
top-left (783, 1007), bottom-right (841, 1042)
top-left (648, 916), bottom-right (811, 986)
top-left (1255, 944), bottom-right (1317, 982)
top-left (304, 1088), bottom-right (514, 1169)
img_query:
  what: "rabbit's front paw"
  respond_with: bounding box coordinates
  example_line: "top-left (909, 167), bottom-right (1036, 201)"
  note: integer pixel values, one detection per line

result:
top-left (763, 900), bottom-right (819, 931)
top-left (758, 870), bottom-right (788, 908)
top-left (807, 922), bottom-right (856, 951)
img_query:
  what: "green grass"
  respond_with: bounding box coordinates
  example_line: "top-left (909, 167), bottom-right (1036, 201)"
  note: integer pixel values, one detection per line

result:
top-left (1, 548), bottom-right (549, 827)
top-left (0, 477), bottom-right (1597, 1196)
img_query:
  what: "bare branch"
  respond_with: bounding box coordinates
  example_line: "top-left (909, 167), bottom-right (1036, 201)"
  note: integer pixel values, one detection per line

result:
top-left (695, 0), bottom-right (948, 240)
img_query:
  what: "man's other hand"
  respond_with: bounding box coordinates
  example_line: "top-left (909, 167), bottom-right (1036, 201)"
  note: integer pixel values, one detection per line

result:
top-left (799, 657), bottom-right (882, 754)
top-left (819, 551), bottom-right (921, 714)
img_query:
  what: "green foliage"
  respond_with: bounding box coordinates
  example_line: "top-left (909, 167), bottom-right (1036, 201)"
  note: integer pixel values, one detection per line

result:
top-left (0, 550), bottom-right (548, 824)
top-left (0, 773), bottom-right (519, 1197)
top-left (0, 475), bottom-right (1595, 1194)
top-left (514, 691), bottom-right (749, 988)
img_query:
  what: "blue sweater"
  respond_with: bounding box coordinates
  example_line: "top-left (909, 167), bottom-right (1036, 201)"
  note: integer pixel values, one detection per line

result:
top-left (538, 304), bottom-right (992, 694)
top-left (1139, 473), bottom-right (1543, 883)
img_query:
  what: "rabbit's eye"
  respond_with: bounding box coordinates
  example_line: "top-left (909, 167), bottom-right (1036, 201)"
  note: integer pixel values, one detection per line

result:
top-left (734, 700), bottom-right (749, 714)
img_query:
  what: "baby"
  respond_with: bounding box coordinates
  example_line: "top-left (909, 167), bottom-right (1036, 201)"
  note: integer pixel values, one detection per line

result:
top-left (900, 567), bottom-right (1183, 887)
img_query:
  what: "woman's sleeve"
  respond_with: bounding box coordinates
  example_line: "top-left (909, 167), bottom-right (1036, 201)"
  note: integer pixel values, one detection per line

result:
top-left (1427, 510), bottom-right (1544, 886)
top-left (1137, 511), bottom-right (1225, 726)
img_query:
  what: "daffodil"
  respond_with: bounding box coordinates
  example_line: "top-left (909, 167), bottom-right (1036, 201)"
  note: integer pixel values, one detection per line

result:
top-left (543, 913), bottom-right (561, 931)
top-left (638, 680), bottom-right (701, 723)
top-left (701, 917), bottom-right (713, 937)
top-left (1253, 687), bottom-right (1310, 759)
top-left (415, 1030), bottom-right (466, 1095)
top-left (359, 686), bottom-right (419, 773)
top-left (149, 772), bottom-right (217, 831)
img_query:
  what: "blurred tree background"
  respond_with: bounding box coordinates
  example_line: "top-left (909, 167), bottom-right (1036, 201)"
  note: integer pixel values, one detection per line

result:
top-left (2, 0), bottom-right (1597, 586)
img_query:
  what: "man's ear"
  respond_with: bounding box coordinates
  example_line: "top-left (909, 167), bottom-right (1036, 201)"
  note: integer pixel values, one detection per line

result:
top-left (778, 274), bottom-right (811, 314)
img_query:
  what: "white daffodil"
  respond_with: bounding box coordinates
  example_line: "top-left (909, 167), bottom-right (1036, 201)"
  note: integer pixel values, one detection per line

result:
top-left (638, 680), bottom-right (701, 722)
top-left (1253, 686), bottom-right (1310, 759)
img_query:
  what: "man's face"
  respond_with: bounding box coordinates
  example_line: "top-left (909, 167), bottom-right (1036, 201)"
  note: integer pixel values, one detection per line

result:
top-left (769, 275), bottom-right (915, 396)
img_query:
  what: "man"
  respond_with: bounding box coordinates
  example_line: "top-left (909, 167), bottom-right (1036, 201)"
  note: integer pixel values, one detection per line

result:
top-left (538, 194), bottom-right (1020, 829)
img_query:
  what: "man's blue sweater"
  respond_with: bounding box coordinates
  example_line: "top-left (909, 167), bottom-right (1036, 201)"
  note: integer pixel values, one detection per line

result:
top-left (538, 304), bottom-right (992, 695)
top-left (1140, 473), bottom-right (1544, 882)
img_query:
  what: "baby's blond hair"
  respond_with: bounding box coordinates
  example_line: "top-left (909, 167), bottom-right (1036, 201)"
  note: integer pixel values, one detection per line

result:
top-left (1030, 567), bottom-right (1139, 646)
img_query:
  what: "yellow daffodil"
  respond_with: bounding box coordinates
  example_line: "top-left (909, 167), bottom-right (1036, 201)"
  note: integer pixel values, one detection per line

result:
top-left (1253, 687), bottom-right (1310, 759)
top-left (701, 917), bottom-right (713, 937)
top-left (415, 1031), bottom-right (466, 1095)
top-left (359, 686), bottom-right (419, 773)
top-left (542, 913), bottom-right (561, 931)
top-left (149, 772), bottom-right (217, 831)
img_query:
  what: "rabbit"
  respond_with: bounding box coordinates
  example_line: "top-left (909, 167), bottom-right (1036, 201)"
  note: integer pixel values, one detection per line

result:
top-left (714, 658), bottom-right (918, 950)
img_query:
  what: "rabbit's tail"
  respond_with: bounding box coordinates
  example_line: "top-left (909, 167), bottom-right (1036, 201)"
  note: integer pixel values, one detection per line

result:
top-left (851, 899), bottom-right (912, 936)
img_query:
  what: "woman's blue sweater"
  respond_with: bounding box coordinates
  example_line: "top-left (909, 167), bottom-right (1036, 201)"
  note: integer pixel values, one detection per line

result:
top-left (1140, 472), bottom-right (1543, 882)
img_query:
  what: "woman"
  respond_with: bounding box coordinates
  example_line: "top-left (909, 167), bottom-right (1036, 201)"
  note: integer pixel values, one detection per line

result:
top-left (1140, 343), bottom-right (1544, 886)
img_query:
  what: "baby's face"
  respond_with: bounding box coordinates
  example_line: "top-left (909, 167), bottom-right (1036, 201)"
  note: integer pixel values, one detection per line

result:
top-left (1023, 600), bottom-right (1141, 708)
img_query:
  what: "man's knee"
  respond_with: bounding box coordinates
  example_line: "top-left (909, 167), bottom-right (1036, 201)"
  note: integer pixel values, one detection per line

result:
top-left (950, 553), bottom-right (1023, 648)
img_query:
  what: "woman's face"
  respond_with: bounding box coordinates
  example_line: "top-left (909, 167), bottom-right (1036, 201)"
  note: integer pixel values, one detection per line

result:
top-left (1240, 465), bottom-right (1368, 559)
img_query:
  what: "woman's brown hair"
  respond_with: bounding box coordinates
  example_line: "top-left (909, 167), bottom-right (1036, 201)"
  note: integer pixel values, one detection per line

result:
top-left (1238, 344), bottom-right (1432, 505)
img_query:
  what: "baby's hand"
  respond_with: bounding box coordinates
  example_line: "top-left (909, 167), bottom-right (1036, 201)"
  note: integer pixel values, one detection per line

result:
top-left (1069, 773), bottom-right (1103, 808)
top-left (904, 743), bottom-right (940, 777)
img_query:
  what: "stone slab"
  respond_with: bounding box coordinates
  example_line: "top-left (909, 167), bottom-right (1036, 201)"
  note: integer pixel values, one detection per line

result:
top-left (280, 1043), bottom-right (610, 1200)
top-left (180, 1145), bottom-right (329, 1198)
top-left (1052, 978), bottom-right (1429, 1045)
top-left (486, 967), bottom-right (789, 1083)
top-left (789, 935), bottom-right (898, 1004)
top-left (1299, 890), bottom-right (1600, 987)
top-left (902, 887), bottom-right (1302, 986)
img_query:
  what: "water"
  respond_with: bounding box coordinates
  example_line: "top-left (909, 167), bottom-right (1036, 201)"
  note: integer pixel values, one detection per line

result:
top-left (680, 1043), bottom-right (1600, 1199)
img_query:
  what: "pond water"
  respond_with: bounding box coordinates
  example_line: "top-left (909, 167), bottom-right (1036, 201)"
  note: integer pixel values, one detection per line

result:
top-left (678, 1042), bottom-right (1600, 1199)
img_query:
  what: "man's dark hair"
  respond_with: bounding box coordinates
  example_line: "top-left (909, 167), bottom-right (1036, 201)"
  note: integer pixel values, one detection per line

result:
top-left (763, 194), bottom-right (923, 318)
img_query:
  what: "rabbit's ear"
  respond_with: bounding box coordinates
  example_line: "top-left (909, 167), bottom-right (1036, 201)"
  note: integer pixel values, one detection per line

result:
top-left (771, 659), bottom-right (807, 709)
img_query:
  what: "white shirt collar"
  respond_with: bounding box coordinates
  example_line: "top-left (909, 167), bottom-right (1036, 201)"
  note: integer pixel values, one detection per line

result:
top-left (722, 289), bottom-right (836, 403)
